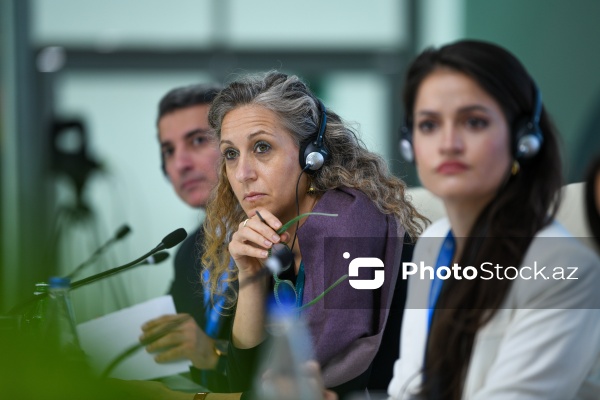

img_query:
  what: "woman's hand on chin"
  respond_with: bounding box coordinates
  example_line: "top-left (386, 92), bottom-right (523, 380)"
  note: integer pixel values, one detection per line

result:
top-left (229, 210), bottom-right (289, 281)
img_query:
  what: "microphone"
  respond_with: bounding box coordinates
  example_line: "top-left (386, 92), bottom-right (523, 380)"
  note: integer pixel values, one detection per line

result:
top-left (70, 228), bottom-right (186, 290)
top-left (7, 228), bottom-right (186, 314)
top-left (65, 224), bottom-right (132, 279)
top-left (239, 243), bottom-right (347, 310)
top-left (138, 251), bottom-right (170, 266)
top-left (240, 243), bottom-right (294, 289)
top-left (159, 228), bottom-right (187, 250)
top-left (264, 243), bottom-right (294, 274)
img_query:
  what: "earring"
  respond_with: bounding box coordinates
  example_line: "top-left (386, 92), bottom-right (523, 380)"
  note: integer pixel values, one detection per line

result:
top-left (511, 160), bottom-right (520, 176)
top-left (307, 179), bottom-right (316, 195)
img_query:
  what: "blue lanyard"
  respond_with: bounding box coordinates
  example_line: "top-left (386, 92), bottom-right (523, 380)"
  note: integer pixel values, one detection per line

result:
top-left (202, 260), bottom-right (232, 338)
top-left (427, 230), bottom-right (455, 332)
top-left (295, 261), bottom-right (305, 309)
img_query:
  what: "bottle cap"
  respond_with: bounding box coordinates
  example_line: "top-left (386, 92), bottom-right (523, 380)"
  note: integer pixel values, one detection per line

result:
top-left (49, 276), bottom-right (71, 289)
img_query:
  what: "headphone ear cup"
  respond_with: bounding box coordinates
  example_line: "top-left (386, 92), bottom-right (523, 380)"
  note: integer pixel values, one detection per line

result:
top-left (399, 139), bottom-right (414, 163)
top-left (300, 139), bottom-right (329, 172)
top-left (513, 116), bottom-right (543, 159)
top-left (399, 125), bottom-right (415, 163)
top-left (299, 139), bottom-right (311, 170)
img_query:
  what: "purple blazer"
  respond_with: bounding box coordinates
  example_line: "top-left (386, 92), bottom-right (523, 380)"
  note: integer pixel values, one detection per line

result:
top-left (298, 187), bottom-right (404, 387)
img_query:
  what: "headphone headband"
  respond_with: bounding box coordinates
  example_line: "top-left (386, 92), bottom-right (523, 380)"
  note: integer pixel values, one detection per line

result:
top-left (299, 99), bottom-right (330, 172)
top-left (514, 83), bottom-right (543, 159)
top-left (531, 86), bottom-right (542, 127)
top-left (399, 82), bottom-right (544, 163)
top-left (315, 100), bottom-right (327, 148)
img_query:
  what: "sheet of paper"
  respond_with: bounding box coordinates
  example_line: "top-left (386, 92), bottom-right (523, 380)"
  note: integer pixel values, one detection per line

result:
top-left (77, 295), bottom-right (191, 380)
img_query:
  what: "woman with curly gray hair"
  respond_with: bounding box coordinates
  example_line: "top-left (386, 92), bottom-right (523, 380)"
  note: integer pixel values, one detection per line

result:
top-left (201, 71), bottom-right (426, 398)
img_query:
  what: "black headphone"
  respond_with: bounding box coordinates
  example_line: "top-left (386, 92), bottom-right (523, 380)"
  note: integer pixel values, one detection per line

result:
top-left (299, 99), bottom-right (330, 172)
top-left (398, 122), bottom-right (415, 163)
top-left (399, 84), bottom-right (544, 163)
top-left (512, 85), bottom-right (543, 159)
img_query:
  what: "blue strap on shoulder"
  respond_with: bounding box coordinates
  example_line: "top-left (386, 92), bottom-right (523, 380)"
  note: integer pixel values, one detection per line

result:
top-left (427, 230), bottom-right (455, 332)
top-left (295, 261), bottom-right (305, 310)
top-left (202, 259), bottom-right (233, 338)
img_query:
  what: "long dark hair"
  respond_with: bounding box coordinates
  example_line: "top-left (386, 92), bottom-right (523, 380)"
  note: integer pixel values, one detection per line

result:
top-left (403, 40), bottom-right (564, 399)
top-left (585, 155), bottom-right (600, 251)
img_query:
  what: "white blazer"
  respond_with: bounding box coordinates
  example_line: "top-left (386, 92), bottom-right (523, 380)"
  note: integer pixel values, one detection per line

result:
top-left (387, 219), bottom-right (600, 399)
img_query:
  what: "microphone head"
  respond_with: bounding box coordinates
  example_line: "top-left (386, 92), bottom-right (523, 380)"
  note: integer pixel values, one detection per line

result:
top-left (162, 228), bottom-right (187, 249)
top-left (142, 251), bottom-right (170, 265)
top-left (115, 224), bottom-right (132, 240)
top-left (264, 243), bottom-right (294, 274)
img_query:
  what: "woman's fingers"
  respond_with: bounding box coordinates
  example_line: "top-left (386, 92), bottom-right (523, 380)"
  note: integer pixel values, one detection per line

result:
top-left (236, 221), bottom-right (278, 249)
top-left (230, 210), bottom-right (294, 279)
top-left (230, 239), bottom-right (269, 261)
top-left (239, 211), bottom-right (283, 245)
top-left (254, 209), bottom-right (283, 232)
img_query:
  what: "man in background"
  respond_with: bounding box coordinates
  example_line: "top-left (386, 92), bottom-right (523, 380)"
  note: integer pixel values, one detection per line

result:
top-left (140, 84), bottom-right (230, 391)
